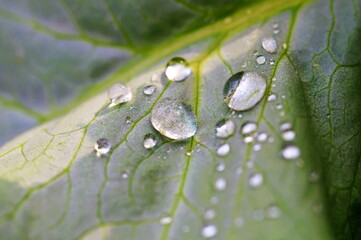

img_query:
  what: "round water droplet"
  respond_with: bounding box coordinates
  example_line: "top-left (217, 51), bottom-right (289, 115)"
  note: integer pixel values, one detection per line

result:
top-left (204, 209), bottom-right (216, 220)
top-left (253, 143), bottom-right (262, 152)
top-left (151, 98), bottom-right (197, 140)
top-left (241, 122), bottom-right (257, 135)
top-left (248, 172), bottom-right (263, 188)
top-left (257, 132), bottom-right (268, 142)
top-left (281, 130), bottom-right (296, 141)
top-left (244, 136), bottom-right (254, 144)
top-left (120, 171), bottom-right (129, 179)
top-left (125, 116), bottom-right (132, 124)
top-left (215, 119), bottom-right (235, 138)
top-left (216, 143), bottom-right (230, 157)
top-left (201, 224), bottom-right (218, 238)
top-left (262, 37), bottom-right (277, 53)
top-left (214, 177), bottom-right (227, 191)
top-left (159, 214), bottom-right (173, 225)
top-left (216, 162), bottom-right (226, 172)
top-left (224, 72), bottom-right (267, 111)
top-left (276, 104), bottom-right (283, 110)
top-left (256, 55), bottom-right (266, 65)
top-left (107, 83), bottom-right (132, 107)
top-left (143, 134), bottom-right (157, 149)
top-left (266, 205), bottom-right (282, 219)
top-left (280, 122), bottom-right (292, 131)
top-left (267, 93), bottom-right (277, 102)
top-left (94, 138), bottom-right (111, 157)
top-left (165, 57), bottom-right (192, 81)
top-left (281, 145), bottom-right (301, 160)
top-left (252, 209), bottom-right (265, 221)
top-left (143, 85), bottom-right (156, 95)
top-left (272, 23), bottom-right (279, 29)
top-left (235, 166), bottom-right (243, 175)
top-left (273, 29), bottom-right (280, 35)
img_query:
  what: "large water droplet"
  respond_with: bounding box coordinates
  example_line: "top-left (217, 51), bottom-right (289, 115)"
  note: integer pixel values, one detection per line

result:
top-left (151, 98), bottom-right (197, 140)
top-left (143, 85), bottom-right (156, 96)
top-left (281, 145), bottom-right (301, 160)
top-left (241, 122), bottom-right (257, 135)
top-left (143, 134), bottom-right (157, 149)
top-left (256, 55), bottom-right (266, 65)
top-left (107, 83), bottom-right (132, 107)
top-left (262, 37), bottom-right (277, 53)
top-left (215, 119), bottom-right (235, 138)
top-left (165, 57), bottom-right (192, 81)
top-left (248, 172), bottom-right (263, 188)
top-left (216, 143), bottom-right (230, 157)
top-left (94, 138), bottom-right (111, 157)
top-left (201, 224), bottom-right (218, 238)
top-left (214, 177), bottom-right (227, 191)
top-left (224, 72), bottom-right (267, 111)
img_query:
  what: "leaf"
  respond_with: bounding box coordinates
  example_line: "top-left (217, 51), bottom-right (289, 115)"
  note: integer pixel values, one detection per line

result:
top-left (0, 0), bottom-right (360, 239)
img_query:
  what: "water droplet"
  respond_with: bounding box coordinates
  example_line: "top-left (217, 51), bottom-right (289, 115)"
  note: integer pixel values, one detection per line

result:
top-left (253, 144), bottom-right (262, 152)
top-left (257, 132), bottom-right (268, 142)
top-left (235, 166), bottom-right (243, 175)
top-left (151, 98), bottom-right (197, 140)
top-left (266, 205), bottom-right (282, 219)
top-left (214, 177), bottom-right (227, 191)
top-left (280, 122), bottom-right (292, 131)
top-left (238, 114), bottom-right (243, 118)
top-left (94, 138), bottom-right (111, 157)
top-left (107, 83), bottom-right (132, 107)
top-left (201, 224), bottom-right (218, 238)
top-left (224, 72), bottom-right (267, 111)
top-left (248, 172), bottom-right (263, 188)
top-left (210, 196), bottom-right (219, 205)
top-left (276, 104), bottom-right (283, 110)
top-left (281, 145), bottom-right (301, 160)
top-left (241, 122), bottom-right (257, 135)
top-left (182, 225), bottom-right (190, 233)
top-left (252, 209), bottom-right (265, 221)
top-left (281, 130), bottom-right (296, 141)
top-left (273, 29), bottom-right (280, 35)
top-left (143, 85), bottom-right (156, 96)
top-left (262, 37), bottom-right (277, 53)
top-left (165, 57), bottom-right (192, 81)
top-left (244, 136), bottom-right (254, 144)
top-left (216, 143), bottom-right (230, 157)
top-left (256, 55), bottom-right (266, 65)
top-left (270, 59), bottom-right (275, 65)
top-left (247, 160), bottom-right (254, 169)
top-left (267, 93), bottom-right (277, 102)
top-left (253, 50), bottom-right (258, 56)
top-left (125, 116), bottom-right (132, 124)
top-left (120, 171), bottom-right (129, 179)
top-left (204, 209), bottom-right (216, 220)
top-left (272, 22), bottom-right (279, 29)
top-left (215, 119), bottom-right (235, 139)
top-left (143, 134), bottom-right (157, 149)
top-left (216, 162), bottom-right (226, 172)
top-left (159, 214), bottom-right (173, 225)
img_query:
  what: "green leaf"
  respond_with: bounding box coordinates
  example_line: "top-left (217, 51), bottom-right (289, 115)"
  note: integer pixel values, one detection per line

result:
top-left (0, 0), bottom-right (360, 239)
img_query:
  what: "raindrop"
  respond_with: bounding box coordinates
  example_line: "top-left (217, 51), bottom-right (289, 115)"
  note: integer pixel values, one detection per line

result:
top-left (241, 122), bottom-right (257, 135)
top-left (267, 93), bottom-right (277, 102)
top-left (201, 224), bottom-right (218, 238)
top-left (94, 138), bottom-right (111, 157)
top-left (224, 72), bottom-right (267, 111)
top-left (256, 55), bottom-right (266, 65)
top-left (151, 98), bottom-right (197, 140)
top-left (204, 209), bottom-right (216, 220)
top-left (107, 83), bottom-right (132, 107)
top-left (266, 205), bottom-right (282, 219)
top-left (165, 57), bottom-right (192, 81)
top-left (215, 119), bottom-right (235, 139)
top-left (281, 130), bottom-right (296, 141)
top-left (214, 177), bottom-right (227, 191)
top-left (216, 162), bottom-right (226, 172)
top-left (159, 214), bottom-right (173, 225)
top-left (257, 132), bottom-right (268, 142)
top-left (216, 143), bottom-right (230, 157)
top-left (143, 85), bottom-right (156, 96)
top-left (281, 145), bottom-right (301, 160)
top-left (248, 172), bottom-right (263, 188)
top-left (143, 134), bottom-right (157, 149)
top-left (262, 37), bottom-right (277, 53)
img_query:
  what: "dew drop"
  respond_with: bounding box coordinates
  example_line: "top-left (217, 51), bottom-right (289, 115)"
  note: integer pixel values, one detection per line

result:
top-left (94, 138), bottom-right (111, 157)
top-left (159, 214), bottom-right (173, 225)
top-left (235, 166), bottom-right (243, 175)
top-left (244, 136), bottom-right (254, 144)
top-left (204, 209), bottom-right (216, 220)
top-left (165, 57), bottom-right (192, 81)
top-left (107, 83), bottom-right (132, 107)
top-left (216, 143), bottom-right (230, 157)
top-left (241, 122), bottom-right (257, 135)
top-left (223, 72), bottom-right (267, 111)
top-left (125, 116), bottom-right (132, 124)
top-left (143, 134), bottom-right (157, 149)
top-left (253, 143), bottom-right (262, 152)
top-left (262, 37), bottom-right (277, 53)
top-left (276, 104), bottom-right (283, 110)
top-left (216, 162), bottom-right (226, 172)
top-left (214, 177), bottom-right (227, 191)
top-left (273, 29), bottom-right (280, 35)
top-left (120, 171), bottom-right (129, 179)
top-left (248, 172), bottom-right (263, 188)
top-left (252, 209), bottom-right (265, 221)
top-left (215, 119), bottom-right (235, 139)
top-left (256, 55), bottom-right (266, 65)
top-left (266, 205), bottom-right (282, 219)
top-left (151, 98), bottom-right (197, 140)
top-left (201, 224), bottom-right (218, 238)
top-left (272, 22), bottom-right (279, 29)
top-left (281, 130), bottom-right (296, 141)
top-left (267, 93), bottom-right (277, 102)
top-left (143, 85), bottom-right (156, 96)
top-left (280, 122), bottom-right (292, 131)
top-left (257, 132), bottom-right (268, 142)
top-left (281, 145), bottom-right (301, 160)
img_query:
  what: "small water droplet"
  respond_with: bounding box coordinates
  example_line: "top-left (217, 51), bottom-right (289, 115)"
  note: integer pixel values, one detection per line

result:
top-left (273, 29), bottom-right (280, 35)
top-left (268, 136), bottom-right (275, 143)
top-left (182, 225), bottom-right (190, 233)
top-left (216, 162), bottom-right (226, 172)
top-left (309, 171), bottom-right (320, 182)
top-left (125, 116), bottom-right (132, 124)
top-left (151, 98), bottom-right (197, 140)
top-left (248, 172), bottom-right (263, 188)
top-left (241, 62), bottom-right (247, 68)
top-left (253, 143), bottom-right (262, 152)
top-left (159, 214), bottom-right (173, 225)
top-left (272, 22), bottom-right (279, 29)
top-left (281, 145), bottom-right (301, 160)
top-left (256, 55), bottom-right (266, 65)
top-left (267, 93), bottom-right (277, 102)
top-left (244, 136), bottom-right (254, 144)
top-left (204, 209), bottom-right (216, 220)
top-left (216, 143), bottom-right (230, 157)
top-left (281, 130), bottom-right (296, 141)
top-left (223, 17), bottom-right (232, 24)
top-left (252, 209), bottom-right (265, 221)
top-left (215, 119), bottom-right (235, 139)
top-left (120, 171), bottom-right (129, 179)
top-left (94, 138), bottom-right (111, 157)
top-left (269, 59), bottom-right (275, 65)
top-left (143, 134), bottom-right (157, 149)
top-left (201, 224), bottom-right (218, 238)
top-left (143, 85), bottom-right (156, 96)
top-left (276, 104), bottom-right (283, 110)
top-left (214, 177), bottom-right (227, 191)
top-left (247, 160), bottom-right (254, 169)
top-left (257, 132), bottom-right (268, 142)
top-left (262, 37), bottom-right (277, 53)
top-left (266, 205), bottom-right (282, 219)
top-left (235, 166), bottom-right (243, 175)
top-left (272, 83), bottom-right (276, 88)
top-left (280, 122), bottom-right (292, 131)
top-left (281, 95), bottom-right (286, 99)
top-left (210, 196), bottom-right (219, 205)
top-left (223, 72), bottom-right (267, 111)
top-left (185, 150), bottom-right (192, 156)
top-left (238, 114), bottom-right (243, 118)
top-left (253, 50), bottom-right (259, 56)
top-left (326, 113), bottom-right (331, 119)
top-left (107, 83), bottom-right (132, 107)
top-left (165, 57), bottom-right (192, 81)
top-left (241, 122), bottom-right (257, 135)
